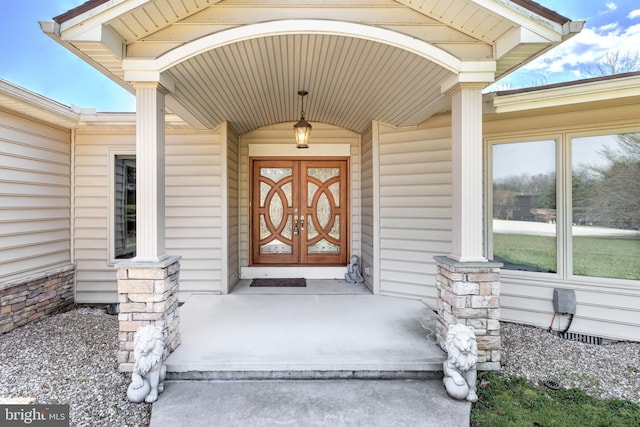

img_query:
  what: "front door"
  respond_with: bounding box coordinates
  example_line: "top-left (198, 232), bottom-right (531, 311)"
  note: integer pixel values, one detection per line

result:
top-left (251, 159), bottom-right (348, 265)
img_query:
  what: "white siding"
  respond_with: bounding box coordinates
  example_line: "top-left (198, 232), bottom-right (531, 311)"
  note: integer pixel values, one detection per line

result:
top-left (73, 128), bottom-right (223, 302)
top-left (360, 125), bottom-right (375, 292)
top-left (226, 124), bottom-right (240, 292)
top-left (239, 122), bottom-right (361, 268)
top-left (376, 118), bottom-right (452, 303)
top-left (485, 100), bottom-right (640, 341)
top-left (0, 110), bottom-right (71, 282)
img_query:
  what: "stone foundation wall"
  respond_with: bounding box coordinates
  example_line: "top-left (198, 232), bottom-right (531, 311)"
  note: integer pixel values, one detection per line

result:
top-left (116, 256), bottom-right (181, 372)
top-left (435, 256), bottom-right (502, 370)
top-left (0, 264), bottom-right (75, 335)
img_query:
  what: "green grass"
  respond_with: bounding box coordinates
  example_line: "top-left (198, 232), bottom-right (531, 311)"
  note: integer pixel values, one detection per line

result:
top-left (493, 233), bottom-right (556, 273)
top-left (472, 372), bottom-right (640, 427)
top-left (573, 236), bottom-right (640, 280)
top-left (494, 233), bottom-right (640, 280)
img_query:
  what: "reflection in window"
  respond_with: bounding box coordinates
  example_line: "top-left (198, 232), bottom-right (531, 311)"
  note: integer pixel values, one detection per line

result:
top-left (115, 156), bottom-right (136, 259)
top-left (572, 133), bottom-right (640, 280)
top-left (492, 140), bottom-right (556, 272)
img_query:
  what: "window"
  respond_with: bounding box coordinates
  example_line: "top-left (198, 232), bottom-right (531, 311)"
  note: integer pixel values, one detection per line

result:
top-left (489, 131), bottom-right (640, 282)
top-left (114, 156), bottom-right (136, 259)
top-left (492, 140), bottom-right (557, 273)
top-left (571, 133), bottom-right (640, 280)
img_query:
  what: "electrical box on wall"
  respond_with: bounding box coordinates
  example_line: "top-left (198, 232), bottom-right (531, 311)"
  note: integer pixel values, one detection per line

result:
top-left (553, 288), bottom-right (576, 314)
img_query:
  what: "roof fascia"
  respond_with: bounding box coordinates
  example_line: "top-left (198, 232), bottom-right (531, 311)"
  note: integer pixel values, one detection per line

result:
top-left (0, 78), bottom-right (80, 127)
top-left (472, 0), bottom-right (566, 40)
top-left (57, 0), bottom-right (150, 40)
top-left (486, 75), bottom-right (640, 113)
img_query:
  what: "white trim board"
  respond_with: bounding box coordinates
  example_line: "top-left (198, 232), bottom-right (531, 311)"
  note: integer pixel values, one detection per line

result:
top-left (248, 144), bottom-right (351, 157)
top-left (241, 267), bottom-right (347, 280)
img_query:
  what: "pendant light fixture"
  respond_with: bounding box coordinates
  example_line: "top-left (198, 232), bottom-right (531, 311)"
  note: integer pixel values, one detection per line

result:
top-left (294, 90), bottom-right (311, 148)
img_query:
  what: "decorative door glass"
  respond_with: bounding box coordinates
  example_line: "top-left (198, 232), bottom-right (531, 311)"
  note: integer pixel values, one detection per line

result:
top-left (305, 168), bottom-right (341, 255)
top-left (257, 166), bottom-right (295, 258)
top-left (251, 159), bottom-right (347, 265)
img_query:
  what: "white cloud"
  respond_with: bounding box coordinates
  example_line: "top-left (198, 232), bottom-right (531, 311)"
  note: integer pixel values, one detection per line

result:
top-left (599, 2), bottom-right (617, 15)
top-left (599, 23), bottom-right (619, 32)
top-left (521, 24), bottom-right (640, 75)
top-left (629, 9), bottom-right (640, 19)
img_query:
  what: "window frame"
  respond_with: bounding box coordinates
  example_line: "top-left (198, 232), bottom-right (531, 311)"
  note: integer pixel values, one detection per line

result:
top-left (486, 126), bottom-right (640, 286)
top-left (108, 149), bottom-right (136, 265)
top-left (565, 127), bottom-right (640, 285)
top-left (485, 133), bottom-right (564, 280)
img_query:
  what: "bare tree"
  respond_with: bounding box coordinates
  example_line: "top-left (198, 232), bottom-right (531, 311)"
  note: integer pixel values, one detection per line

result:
top-left (587, 49), bottom-right (640, 76)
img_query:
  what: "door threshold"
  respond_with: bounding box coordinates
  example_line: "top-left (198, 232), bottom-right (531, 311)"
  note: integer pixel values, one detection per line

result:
top-left (241, 266), bottom-right (346, 280)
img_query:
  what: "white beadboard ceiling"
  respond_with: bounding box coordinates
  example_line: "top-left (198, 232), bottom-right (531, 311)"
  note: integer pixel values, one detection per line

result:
top-left (167, 34), bottom-right (451, 134)
top-left (48, 0), bottom-right (576, 134)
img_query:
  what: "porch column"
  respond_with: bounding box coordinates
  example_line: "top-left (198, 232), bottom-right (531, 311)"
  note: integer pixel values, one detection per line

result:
top-left (448, 83), bottom-right (485, 263)
top-left (133, 82), bottom-right (167, 262)
top-left (115, 81), bottom-right (181, 372)
top-left (434, 81), bottom-right (502, 370)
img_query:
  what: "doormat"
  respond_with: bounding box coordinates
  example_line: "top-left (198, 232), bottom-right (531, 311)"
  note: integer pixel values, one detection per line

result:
top-left (250, 278), bottom-right (306, 287)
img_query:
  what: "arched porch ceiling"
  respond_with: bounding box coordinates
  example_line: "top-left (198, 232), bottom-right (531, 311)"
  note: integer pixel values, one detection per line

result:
top-left (45, 0), bottom-right (581, 134)
top-left (164, 33), bottom-right (453, 134)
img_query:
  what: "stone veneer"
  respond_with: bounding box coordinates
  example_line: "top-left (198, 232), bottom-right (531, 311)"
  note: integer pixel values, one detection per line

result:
top-left (0, 264), bottom-right (75, 335)
top-left (116, 256), bottom-right (181, 372)
top-left (434, 256), bottom-right (503, 370)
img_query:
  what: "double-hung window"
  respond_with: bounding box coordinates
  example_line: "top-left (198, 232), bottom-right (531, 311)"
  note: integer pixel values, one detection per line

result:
top-left (488, 131), bottom-right (640, 282)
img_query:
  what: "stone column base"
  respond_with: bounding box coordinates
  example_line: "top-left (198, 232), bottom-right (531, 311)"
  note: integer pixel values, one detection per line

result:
top-left (116, 256), bottom-right (181, 372)
top-left (435, 256), bottom-right (503, 371)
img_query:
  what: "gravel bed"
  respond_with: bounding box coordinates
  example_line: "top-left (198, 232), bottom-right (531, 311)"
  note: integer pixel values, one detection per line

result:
top-left (0, 307), bottom-right (150, 426)
top-left (0, 308), bottom-right (638, 427)
top-left (501, 321), bottom-right (640, 403)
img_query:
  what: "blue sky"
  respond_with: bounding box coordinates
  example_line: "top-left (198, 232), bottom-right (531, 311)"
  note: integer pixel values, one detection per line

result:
top-left (1, 1), bottom-right (639, 112)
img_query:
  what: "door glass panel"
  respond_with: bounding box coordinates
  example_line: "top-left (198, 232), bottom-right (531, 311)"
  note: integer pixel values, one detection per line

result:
top-left (309, 167), bottom-right (339, 181)
top-left (307, 214), bottom-right (340, 254)
top-left (308, 239), bottom-right (339, 254)
top-left (329, 182), bottom-right (340, 207)
top-left (269, 192), bottom-right (284, 229)
top-left (317, 192), bottom-right (331, 229)
top-left (261, 167), bottom-right (292, 180)
top-left (258, 167), bottom-right (293, 256)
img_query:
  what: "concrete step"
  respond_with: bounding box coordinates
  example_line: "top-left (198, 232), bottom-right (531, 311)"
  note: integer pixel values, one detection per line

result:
top-left (166, 294), bottom-right (446, 381)
top-left (167, 369), bottom-right (443, 381)
top-left (150, 379), bottom-right (471, 427)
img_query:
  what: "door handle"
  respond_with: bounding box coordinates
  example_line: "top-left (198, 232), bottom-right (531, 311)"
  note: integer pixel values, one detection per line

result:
top-left (300, 215), bottom-right (304, 230)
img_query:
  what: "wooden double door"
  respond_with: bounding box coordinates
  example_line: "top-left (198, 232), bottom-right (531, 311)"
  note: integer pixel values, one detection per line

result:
top-left (251, 159), bottom-right (349, 265)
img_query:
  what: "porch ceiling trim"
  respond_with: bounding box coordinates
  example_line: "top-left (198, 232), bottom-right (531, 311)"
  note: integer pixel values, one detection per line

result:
top-left (122, 19), bottom-right (482, 79)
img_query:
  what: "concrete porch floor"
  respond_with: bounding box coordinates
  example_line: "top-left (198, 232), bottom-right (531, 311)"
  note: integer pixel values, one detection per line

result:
top-left (151, 281), bottom-right (471, 427)
top-left (165, 280), bottom-right (447, 379)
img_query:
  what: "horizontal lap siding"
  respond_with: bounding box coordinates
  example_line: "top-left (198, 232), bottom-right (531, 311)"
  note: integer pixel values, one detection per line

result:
top-left (166, 132), bottom-right (223, 298)
top-left (74, 131), bottom-right (125, 303)
top-left (377, 120), bottom-right (451, 303)
top-left (74, 129), bottom-right (222, 303)
top-left (0, 111), bottom-right (71, 282)
top-left (360, 126), bottom-right (374, 292)
top-left (500, 274), bottom-right (640, 342)
top-left (485, 102), bottom-right (640, 341)
top-left (227, 126), bottom-right (240, 292)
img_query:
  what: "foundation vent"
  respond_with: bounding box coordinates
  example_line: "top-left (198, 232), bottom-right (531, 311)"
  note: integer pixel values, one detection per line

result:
top-left (554, 331), bottom-right (603, 345)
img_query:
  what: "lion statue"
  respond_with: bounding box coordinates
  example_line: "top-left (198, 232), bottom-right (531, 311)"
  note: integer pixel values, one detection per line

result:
top-left (127, 325), bottom-right (167, 404)
top-left (442, 323), bottom-right (478, 402)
